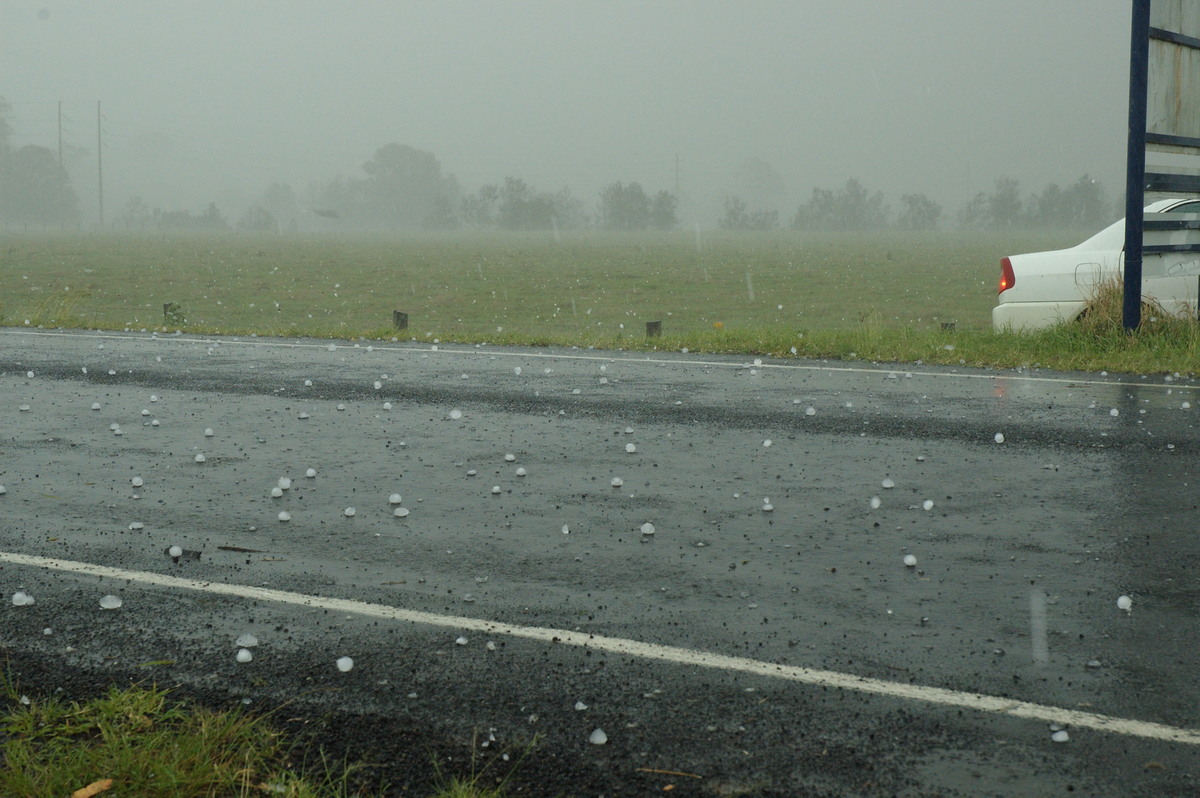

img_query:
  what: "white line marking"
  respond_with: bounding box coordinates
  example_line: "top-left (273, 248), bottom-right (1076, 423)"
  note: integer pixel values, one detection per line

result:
top-left (4, 550), bottom-right (1198, 746)
top-left (3, 328), bottom-right (1195, 392)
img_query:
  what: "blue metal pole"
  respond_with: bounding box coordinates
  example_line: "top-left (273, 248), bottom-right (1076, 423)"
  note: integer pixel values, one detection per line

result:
top-left (1123, 0), bottom-right (1151, 332)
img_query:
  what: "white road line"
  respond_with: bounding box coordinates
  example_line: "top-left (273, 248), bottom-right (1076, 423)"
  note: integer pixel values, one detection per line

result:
top-left (4, 549), bottom-right (1199, 746)
top-left (4, 328), bottom-right (1196, 391)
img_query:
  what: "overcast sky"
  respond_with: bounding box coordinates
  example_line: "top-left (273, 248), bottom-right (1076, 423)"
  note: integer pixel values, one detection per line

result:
top-left (1, 0), bottom-right (1133, 224)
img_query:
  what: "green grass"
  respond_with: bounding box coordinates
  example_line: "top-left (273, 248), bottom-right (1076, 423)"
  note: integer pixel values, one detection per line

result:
top-left (0, 683), bottom-right (366, 797)
top-left (0, 680), bottom-right (536, 797)
top-left (0, 228), bottom-right (1196, 374)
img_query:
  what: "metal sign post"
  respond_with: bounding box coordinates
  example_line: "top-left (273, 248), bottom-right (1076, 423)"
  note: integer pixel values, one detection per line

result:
top-left (1124, 0), bottom-right (1200, 331)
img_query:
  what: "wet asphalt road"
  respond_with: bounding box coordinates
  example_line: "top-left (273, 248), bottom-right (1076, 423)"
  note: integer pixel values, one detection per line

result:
top-left (1, 327), bottom-right (1198, 797)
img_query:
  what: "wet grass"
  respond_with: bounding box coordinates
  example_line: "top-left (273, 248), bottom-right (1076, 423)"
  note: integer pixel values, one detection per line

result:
top-left (0, 679), bottom-right (531, 797)
top-left (0, 682), bottom-right (370, 797)
top-left (1, 229), bottom-right (1196, 375)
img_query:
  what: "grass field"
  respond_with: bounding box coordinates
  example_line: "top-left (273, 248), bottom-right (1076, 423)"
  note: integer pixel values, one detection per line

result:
top-left (1, 228), bottom-right (1197, 374)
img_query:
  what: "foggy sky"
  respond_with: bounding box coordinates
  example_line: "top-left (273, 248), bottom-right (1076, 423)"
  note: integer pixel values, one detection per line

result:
top-left (1, 1), bottom-right (1133, 225)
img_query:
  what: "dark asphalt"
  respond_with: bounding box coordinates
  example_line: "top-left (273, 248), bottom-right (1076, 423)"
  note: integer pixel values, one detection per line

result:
top-left (1, 328), bottom-right (1198, 796)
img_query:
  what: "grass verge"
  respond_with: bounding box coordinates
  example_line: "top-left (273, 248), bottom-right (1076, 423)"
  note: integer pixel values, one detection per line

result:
top-left (0, 681), bottom-right (383, 797)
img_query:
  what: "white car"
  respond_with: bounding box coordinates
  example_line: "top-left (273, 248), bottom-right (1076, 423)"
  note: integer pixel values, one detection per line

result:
top-left (993, 198), bottom-right (1200, 331)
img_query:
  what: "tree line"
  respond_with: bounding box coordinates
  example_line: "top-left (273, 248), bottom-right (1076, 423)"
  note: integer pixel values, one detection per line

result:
top-left (0, 95), bottom-right (1122, 234)
top-left (0, 98), bottom-right (81, 227)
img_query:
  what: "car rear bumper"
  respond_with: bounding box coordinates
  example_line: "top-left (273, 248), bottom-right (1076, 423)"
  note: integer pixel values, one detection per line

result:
top-left (992, 300), bottom-right (1086, 332)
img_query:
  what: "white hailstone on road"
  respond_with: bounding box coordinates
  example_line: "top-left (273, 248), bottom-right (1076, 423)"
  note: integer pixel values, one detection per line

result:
top-left (625, 443), bottom-right (637, 453)
top-left (150, 394), bottom-right (158, 402)
top-left (561, 524), bottom-right (570, 534)
top-left (588, 728), bottom-right (608, 745)
top-left (204, 428), bottom-right (214, 437)
top-left (515, 467), bottom-right (527, 477)
top-left (922, 500), bottom-right (934, 511)
top-left (343, 507), bottom-right (356, 517)
top-left (575, 700), bottom-right (588, 711)
top-left (881, 478), bottom-right (895, 489)
top-left (236, 648), bottom-right (253, 663)
top-left (168, 545), bottom-right (183, 557)
top-left (328, 344), bottom-right (337, 352)
top-left (491, 486), bottom-right (502, 495)
top-left (236, 633), bottom-right (259, 647)
top-left (194, 454), bottom-right (206, 463)
top-left (141, 409), bottom-right (150, 416)
top-left (1183, 401), bottom-right (1192, 409)
top-left (994, 433), bottom-right (1005, 444)
top-left (903, 554), bottom-right (918, 567)
top-left (761, 500), bottom-right (774, 512)
top-left (610, 477), bottom-right (623, 487)
top-left (504, 453), bottom-right (516, 462)
top-left (514, 367), bottom-right (522, 375)
top-left (298, 412), bottom-right (310, 419)
top-left (277, 511), bottom-right (292, 522)
top-left (870, 496), bottom-right (882, 509)
top-left (806, 406), bottom-right (816, 416)
top-left (393, 507), bottom-right (409, 517)
top-left (1051, 730), bottom-right (1070, 743)
top-left (1110, 408), bottom-right (1120, 417)
top-left (150, 419), bottom-right (159, 427)
top-left (304, 379), bottom-right (313, 386)
top-left (389, 493), bottom-right (403, 504)
top-left (336, 656), bottom-right (354, 672)
top-left (278, 477), bottom-right (292, 490)
top-left (131, 477), bottom-right (144, 487)
top-left (12, 591), bottom-right (34, 607)
top-left (336, 403), bottom-right (346, 411)
top-left (466, 469), bottom-right (477, 476)
top-left (1117, 595), bottom-right (1133, 612)
top-left (99, 594), bottom-right (123, 610)
top-left (571, 388), bottom-right (581, 395)
top-left (373, 381), bottom-right (382, 390)
top-left (624, 426), bottom-right (634, 434)
top-left (18, 404), bottom-right (30, 412)
top-left (486, 640), bottom-right (497, 651)
top-left (383, 402), bottom-right (393, 410)
top-left (270, 487), bottom-right (283, 498)
top-left (0, 485), bottom-right (7, 495)
top-left (129, 521), bottom-right (144, 530)
top-left (113, 427), bottom-right (123, 436)
top-left (640, 522), bottom-right (656, 536)
top-left (599, 377), bottom-right (608, 384)
top-left (305, 468), bottom-right (317, 478)
top-left (449, 409), bottom-right (463, 419)
top-left (762, 439), bottom-right (772, 447)
top-left (91, 402), bottom-right (101, 410)
top-left (455, 636), bottom-right (469, 646)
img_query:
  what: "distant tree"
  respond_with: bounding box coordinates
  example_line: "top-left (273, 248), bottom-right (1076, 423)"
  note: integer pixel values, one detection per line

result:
top-left (719, 195), bottom-right (778, 231)
top-left (0, 144), bottom-right (80, 226)
top-left (498, 177), bottom-right (554, 230)
top-left (1060, 174), bottom-right (1109, 228)
top-left (154, 203), bottom-right (228, 232)
top-left (121, 196), bottom-right (151, 230)
top-left (236, 206), bottom-right (278, 233)
top-left (259, 182), bottom-right (298, 228)
top-left (986, 177), bottom-right (1022, 229)
top-left (461, 184), bottom-right (499, 229)
top-left (791, 179), bottom-right (886, 231)
top-left (896, 193), bottom-right (941, 230)
top-left (649, 190), bottom-right (678, 231)
top-left (551, 186), bottom-right (588, 230)
top-left (956, 191), bottom-right (989, 229)
top-left (733, 157), bottom-right (786, 217)
top-left (0, 96), bottom-right (12, 154)
top-left (598, 181), bottom-right (651, 231)
top-left (359, 143), bottom-right (459, 229)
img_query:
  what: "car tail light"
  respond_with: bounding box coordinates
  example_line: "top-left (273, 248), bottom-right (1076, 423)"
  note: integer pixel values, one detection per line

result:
top-left (998, 257), bottom-right (1015, 294)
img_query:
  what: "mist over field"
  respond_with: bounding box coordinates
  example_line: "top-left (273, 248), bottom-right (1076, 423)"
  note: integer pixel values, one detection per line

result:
top-left (0, 1), bottom-right (1132, 232)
